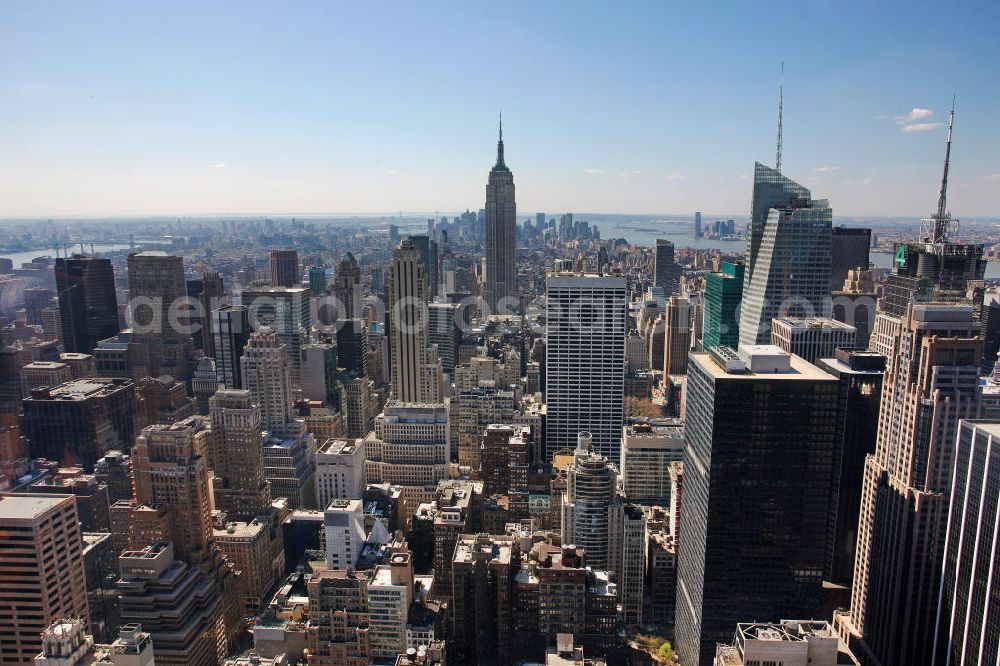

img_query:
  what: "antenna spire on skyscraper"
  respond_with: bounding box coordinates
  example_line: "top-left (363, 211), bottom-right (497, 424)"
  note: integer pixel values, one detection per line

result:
top-left (496, 110), bottom-right (506, 168)
top-left (930, 96), bottom-right (956, 243)
top-left (776, 61), bottom-right (784, 174)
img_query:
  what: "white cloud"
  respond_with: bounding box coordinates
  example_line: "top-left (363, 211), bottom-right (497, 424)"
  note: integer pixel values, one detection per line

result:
top-left (386, 169), bottom-right (398, 175)
top-left (583, 168), bottom-right (605, 175)
top-left (986, 173), bottom-right (1000, 181)
top-left (895, 108), bottom-right (934, 124)
top-left (666, 171), bottom-right (685, 181)
top-left (209, 163), bottom-right (228, 169)
top-left (901, 122), bottom-right (943, 133)
top-left (814, 165), bottom-right (839, 172)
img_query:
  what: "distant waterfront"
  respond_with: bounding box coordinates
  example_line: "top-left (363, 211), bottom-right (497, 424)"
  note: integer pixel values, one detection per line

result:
top-left (1, 244), bottom-right (134, 267)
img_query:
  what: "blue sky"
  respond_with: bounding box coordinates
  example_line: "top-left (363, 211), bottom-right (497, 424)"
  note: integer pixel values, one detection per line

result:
top-left (1, 1), bottom-right (998, 218)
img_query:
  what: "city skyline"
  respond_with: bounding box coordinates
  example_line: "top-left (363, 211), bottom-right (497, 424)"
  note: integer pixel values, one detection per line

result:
top-left (2, 2), bottom-right (999, 219)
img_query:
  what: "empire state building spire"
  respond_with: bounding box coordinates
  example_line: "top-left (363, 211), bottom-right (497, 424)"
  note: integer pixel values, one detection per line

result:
top-left (496, 110), bottom-right (506, 168)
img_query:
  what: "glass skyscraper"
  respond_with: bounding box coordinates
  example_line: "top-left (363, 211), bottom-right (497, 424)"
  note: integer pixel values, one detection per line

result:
top-left (702, 260), bottom-right (744, 350)
top-left (746, 162), bottom-right (811, 281)
top-left (740, 165), bottom-right (832, 346)
top-left (675, 346), bottom-right (839, 665)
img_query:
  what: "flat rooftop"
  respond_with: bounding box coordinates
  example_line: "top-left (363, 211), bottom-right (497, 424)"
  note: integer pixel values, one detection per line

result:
top-left (695, 348), bottom-right (836, 381)
top-left (964, 420), bottom-right (1000, 439)
top-left (27, 377), bottom-right (130, 400)
top-left (0, 493), bottom-right (72, 520)
top-left (773, 316), bottom-right (856, 331)
top-left (318, 438), bottom-right (360, 455)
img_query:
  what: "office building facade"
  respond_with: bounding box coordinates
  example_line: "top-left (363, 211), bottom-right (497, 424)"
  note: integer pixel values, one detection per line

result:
top-left (54, 255), bottom-right (120, 354)
top-left (675, 346), bottom-right (839, 665)
top-left (545, 272), bottom-right (627, 461)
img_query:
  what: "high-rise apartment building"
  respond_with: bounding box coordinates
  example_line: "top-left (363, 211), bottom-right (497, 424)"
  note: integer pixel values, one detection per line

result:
top-left (126, 251), bottom-right (193, 380)
top-left (545, 272), bottom-right (626, 461)
top-left (0, 494), bottom-right (88, 665)
top-left (740, 169), bottom-right (832, 346)
top-left (840, 303), bottom-right (980, 666)
top-left (209, 389), bottom-right (272, 521)
top-left (934, 420), bottom-right (1000, 665)
top-left (451, 533), bottom-right (517, 665)
top-left (654, 239), bottom-right (676, 293)
top-left (561, 431), bottom-right (616, 568)
top-left (367, 554), bottom-right (414, 659)
top-left (269, 249), bottom-right (299, 288)
top-left (241, 329), bottom-right (293, 431)
top-left (702, 261), bottom-right (745, 350)
top-left (484, 119), bottom-right (517, 313)
top-left (675, 345), bottom-right (839, 665)
top-left (427, 479), bottom-right (484, 598)
top-left (304, 568), bottom-right (370, 666)
top-left (211, 305), bottom-right (251, 389)
top-left (609, 500), bottom-right (646, 627)
top-left (54, 255), bottom-right (120, 354)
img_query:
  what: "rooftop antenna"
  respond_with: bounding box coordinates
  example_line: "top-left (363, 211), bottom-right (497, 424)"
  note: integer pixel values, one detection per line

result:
top-left (776, 61), bottom-right (784, 174)
top-left (933, 96), bottom-right (956, 243)
top-left (496, 109), bottom-right (506, 168)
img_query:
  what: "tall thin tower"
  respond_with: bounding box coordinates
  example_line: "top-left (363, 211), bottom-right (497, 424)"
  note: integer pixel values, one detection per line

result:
top-left (932, 97), bottom-right (956, 243)
top-left (484, 113), bottom-right (517, 313)
top-left (389, 239), bottom-right (433, 402)
top-left (776, 61), bottom-right (784, 174)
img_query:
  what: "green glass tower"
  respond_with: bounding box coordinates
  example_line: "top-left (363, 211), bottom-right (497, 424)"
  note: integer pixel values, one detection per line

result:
top-left (702, 261), bottom-right (744, 349)
top-left (308, 266), bottom-right (327, 294)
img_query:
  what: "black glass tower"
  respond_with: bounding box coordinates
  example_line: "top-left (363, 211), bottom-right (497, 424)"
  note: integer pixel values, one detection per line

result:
top-left (55, 255), bottom-right (120, 354)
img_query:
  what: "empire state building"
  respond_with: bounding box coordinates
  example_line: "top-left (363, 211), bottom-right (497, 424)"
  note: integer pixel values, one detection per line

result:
top-left (485, 116), bottom-right (517, 312)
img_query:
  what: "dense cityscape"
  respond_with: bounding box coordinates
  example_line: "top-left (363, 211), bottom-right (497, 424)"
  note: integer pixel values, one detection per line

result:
top-left (3, 3), bottom-right (1000, 666)
top-left (1, 99), bottom-right (998, 666)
